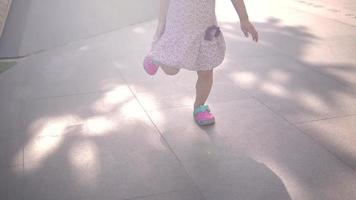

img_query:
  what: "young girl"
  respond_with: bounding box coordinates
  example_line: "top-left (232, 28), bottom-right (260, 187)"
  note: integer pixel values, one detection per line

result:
top-left (143, 0), bottom-right (258, 126)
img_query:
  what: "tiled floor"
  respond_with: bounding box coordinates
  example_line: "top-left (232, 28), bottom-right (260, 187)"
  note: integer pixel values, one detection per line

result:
top-left (1, 0), bottom-right (356, 200)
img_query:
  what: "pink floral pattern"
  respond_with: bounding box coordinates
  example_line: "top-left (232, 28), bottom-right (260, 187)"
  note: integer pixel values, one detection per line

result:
top-left (148, 0), bottom-right (226, 71)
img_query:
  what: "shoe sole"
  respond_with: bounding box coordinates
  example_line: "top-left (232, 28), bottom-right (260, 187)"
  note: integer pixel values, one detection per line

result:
top-left (196, 119), bottom-right (215, 126)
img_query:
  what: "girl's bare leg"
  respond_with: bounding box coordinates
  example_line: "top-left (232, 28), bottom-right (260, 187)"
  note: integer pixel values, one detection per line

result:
top-left (160, 65), bottom-right (180, 75)
top-left (194, 69), bottom-right (213, 109)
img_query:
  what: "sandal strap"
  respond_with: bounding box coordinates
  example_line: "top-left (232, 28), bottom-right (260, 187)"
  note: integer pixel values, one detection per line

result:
top-left (193, 105), bottom-right (210, 115)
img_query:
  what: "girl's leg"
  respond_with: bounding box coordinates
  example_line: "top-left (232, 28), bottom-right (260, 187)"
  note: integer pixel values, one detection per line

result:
top-left (194, 69), bottom-right (214, 109)
top-left (160, 65), bottom-right (180, 76)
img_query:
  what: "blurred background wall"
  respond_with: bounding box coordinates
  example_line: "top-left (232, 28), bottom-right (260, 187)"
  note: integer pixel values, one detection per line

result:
top-left (0, 0), bottom-right (159, 58)
top-left (0, 0), bottom-right (12, 38)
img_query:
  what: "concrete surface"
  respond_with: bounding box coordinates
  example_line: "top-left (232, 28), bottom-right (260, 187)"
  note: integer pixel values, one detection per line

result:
top-left (0, 0), bottom-right (356, 200)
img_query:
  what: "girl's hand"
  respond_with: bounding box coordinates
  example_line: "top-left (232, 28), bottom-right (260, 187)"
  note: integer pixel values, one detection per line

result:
top-left (240, 20), bottom-right (258, 42)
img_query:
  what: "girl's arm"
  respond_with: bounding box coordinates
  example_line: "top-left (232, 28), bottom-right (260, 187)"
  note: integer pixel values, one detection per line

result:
top-left (231, 0), bottom-right (258, 42)
top-left (158, 0), bottom-right (169, 26)
top-left (153, 0), bottom-right (170, 43)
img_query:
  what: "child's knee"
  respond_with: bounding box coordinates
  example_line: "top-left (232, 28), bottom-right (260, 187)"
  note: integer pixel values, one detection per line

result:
top-left (161, 66), bottom-right (180, 75)
top-left (197, 70), bottom-right (213, 79)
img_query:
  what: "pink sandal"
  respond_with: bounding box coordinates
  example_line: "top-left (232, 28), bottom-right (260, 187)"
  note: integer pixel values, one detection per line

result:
top-left (193, 105), bottom-right (215, 126)
top-left (143, 56), bottom-right (159, 75)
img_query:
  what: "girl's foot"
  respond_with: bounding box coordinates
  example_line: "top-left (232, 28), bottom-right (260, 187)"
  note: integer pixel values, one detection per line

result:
top-left (143, 56), bottom-right (159, 75)
top-left (193, 104), bottom-right (215, 126)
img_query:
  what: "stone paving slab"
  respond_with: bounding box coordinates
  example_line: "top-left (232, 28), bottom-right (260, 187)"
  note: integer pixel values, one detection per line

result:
top-left (0, 1), bottom-right (356, 200)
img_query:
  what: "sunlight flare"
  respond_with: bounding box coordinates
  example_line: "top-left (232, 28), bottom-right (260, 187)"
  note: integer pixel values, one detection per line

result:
top-left (28, 115), bottom-right (80, 137)
top-left (24, 136), bottom-right (63, 173)
top-left (120, 100), bottom-right (146, 121)
top-left (82, 116), bottom-right (116, 136)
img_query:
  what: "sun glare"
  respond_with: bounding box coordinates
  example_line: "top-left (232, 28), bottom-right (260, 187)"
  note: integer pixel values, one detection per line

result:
top-left (82, 116), bottom-right (116, 136)
top-left (24, 136), bottom-right (63, 173)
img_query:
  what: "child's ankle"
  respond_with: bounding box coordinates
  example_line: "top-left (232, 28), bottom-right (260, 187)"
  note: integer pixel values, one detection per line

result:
top-left (194, 102), bottom-right (203, 109)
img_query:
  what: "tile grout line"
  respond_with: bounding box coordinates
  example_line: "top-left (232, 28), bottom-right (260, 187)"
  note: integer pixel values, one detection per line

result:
top-left (24, 89), bottom-right (122, 102)
top-left (17, 95), bottom-right (26, 200)
top-left (294, 113), bottom-right (356, 125)
top-left (116, 69), bottom-right (208, 200)
top-left (122, 190), bottom-right (176, 200)
top-left (122, 188), bottom-right (199, 200)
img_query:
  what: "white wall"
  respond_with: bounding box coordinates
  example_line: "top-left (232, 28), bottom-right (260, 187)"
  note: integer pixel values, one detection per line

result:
top-left (0, 0), bottom-right (159, 58)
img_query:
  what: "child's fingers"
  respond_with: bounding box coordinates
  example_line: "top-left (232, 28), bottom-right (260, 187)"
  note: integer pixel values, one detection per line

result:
top-left (243, 29), bottom-right (249, 37)
top-left (252, 30), bottom-right (258, 42)
top-left (248, 26), bottom-right (258, 42)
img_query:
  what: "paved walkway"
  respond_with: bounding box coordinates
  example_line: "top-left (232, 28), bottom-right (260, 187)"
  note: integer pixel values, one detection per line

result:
top-left (1, 1), bottom-right (355, 200)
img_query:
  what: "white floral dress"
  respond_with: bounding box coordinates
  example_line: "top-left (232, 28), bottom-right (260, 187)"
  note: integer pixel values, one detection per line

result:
top-left (148, 0), bottom-right (226, 71)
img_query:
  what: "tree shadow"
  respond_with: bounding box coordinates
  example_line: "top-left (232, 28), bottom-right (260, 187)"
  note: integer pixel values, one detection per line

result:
top-left (218, 17), bottom-right (356, 170)
top-left (1, 16), bottom-right (356, 200)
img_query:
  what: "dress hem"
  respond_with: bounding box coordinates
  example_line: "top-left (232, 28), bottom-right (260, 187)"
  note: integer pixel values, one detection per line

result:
top-left (152, 57), bottom-right (224, 72)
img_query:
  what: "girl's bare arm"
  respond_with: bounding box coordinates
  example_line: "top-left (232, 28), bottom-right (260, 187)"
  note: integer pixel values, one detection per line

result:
top-left (158, 0), bottom-right (170, 26)
top-left (231, 0), bottom-right (249, 22)
top-left (151, 0), bottom-right (169, 46)
top-left (231, 0), bottom-right (258, 42)
top-left (153, 0), bottom-right (170, 43)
